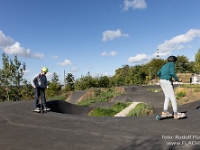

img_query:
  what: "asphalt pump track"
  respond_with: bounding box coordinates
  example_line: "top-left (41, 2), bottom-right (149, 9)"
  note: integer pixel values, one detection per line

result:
top-left (0, 85), bottom-right (200, 150)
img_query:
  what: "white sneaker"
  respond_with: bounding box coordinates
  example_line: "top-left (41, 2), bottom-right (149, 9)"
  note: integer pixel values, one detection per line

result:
top-left (43, 107), bottom-right (51, 112)
top-left (33, 107), bottom-right (40, 112)
top-left (161, 111), bottom-right (172, 117)
top-left (174, 112), bottom-right (185, 119)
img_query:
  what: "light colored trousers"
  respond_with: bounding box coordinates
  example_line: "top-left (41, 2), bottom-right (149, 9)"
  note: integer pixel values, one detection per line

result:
top-left (159, 79), bottom-right (178, 112)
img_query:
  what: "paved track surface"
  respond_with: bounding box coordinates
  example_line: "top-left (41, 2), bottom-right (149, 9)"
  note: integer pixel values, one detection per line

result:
top-left (0, 85), bottom-right (200, 150)
top-left (66, 90), bottom-right (86, 104)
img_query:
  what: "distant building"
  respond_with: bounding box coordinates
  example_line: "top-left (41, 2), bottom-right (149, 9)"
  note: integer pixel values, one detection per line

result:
top-left (191, 74), bottom-right (200, 84)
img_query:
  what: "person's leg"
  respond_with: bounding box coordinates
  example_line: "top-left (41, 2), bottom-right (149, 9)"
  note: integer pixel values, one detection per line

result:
top-left (160, 80), bottom-right (171, 112)
top-left (33, 88), bottom-right (41, 112)
top-left (34, 88), bottom-right (39, 108)
top-left (40, 89), bottom-right (50, 111)
top-left (40, 88), bottom-right (46, 110)
top-left (168, 86), bottom-right (178, 113)
top-left (160, 80), bottom-right (178, 113)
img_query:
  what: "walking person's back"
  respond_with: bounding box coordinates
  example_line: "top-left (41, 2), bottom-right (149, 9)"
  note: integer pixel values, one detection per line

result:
top-left (157, 56), bottom-right (185, 119)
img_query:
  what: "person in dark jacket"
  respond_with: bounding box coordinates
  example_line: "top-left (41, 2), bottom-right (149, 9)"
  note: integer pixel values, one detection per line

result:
top-left (31, 67), bottom-right (50, 112)
top-left (157, 56), bottom-right (185, 119)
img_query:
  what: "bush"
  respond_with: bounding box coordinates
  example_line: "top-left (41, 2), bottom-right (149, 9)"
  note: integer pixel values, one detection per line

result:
top-left (175, 87), bottom-right (186, 100)
top-left (127, 103), bottom-right (153, 117)
top-left (88, 102), bottom-right (130, 116)
top-left (78, 87), bottom-right (122, 106)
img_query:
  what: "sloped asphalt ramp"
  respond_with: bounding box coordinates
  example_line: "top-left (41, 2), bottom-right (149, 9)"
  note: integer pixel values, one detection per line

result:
top-left (47, 100), bottom-right (93, 115)
top-left (0, 85), bottom-right (200, 150)
top-left (66, 90), bottom-right (86, 104)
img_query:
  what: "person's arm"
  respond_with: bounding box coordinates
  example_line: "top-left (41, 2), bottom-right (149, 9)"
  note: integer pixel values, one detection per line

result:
top-left (169, 63), bottom-right (180, 81)
top-left (157, 69), bottom-right (161, 78)
top-left (44, 76), bottom-right (48, 89)
top-left (31, 74), bottom-right (38, 88)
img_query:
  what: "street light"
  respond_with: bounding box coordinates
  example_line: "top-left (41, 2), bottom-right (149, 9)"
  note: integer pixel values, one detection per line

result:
top-left (149, 67), bottom-right (152, 79)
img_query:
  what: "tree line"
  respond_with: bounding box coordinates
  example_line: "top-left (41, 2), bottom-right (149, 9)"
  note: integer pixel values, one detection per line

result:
top-left (0, 49), bottom-right (200, 101)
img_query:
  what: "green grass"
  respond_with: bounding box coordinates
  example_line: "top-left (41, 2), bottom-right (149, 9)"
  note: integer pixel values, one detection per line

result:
top-left (47, 94), bottom-right (66, 100)
top-left (78, 98), bottom-right (106, 106)
top-left (180, 84), bottom-right (200, 88)
top-left (78, 87), bottom-right (122, 106)
top-left (176, 91), bottom-right (186, 100)
top-left (127, 103), bottom-right (153, 117)
top-left (88, 102), bottom-right (131, 116)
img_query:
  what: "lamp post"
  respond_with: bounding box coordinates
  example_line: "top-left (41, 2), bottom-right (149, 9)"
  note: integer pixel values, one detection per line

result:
top-left (149, 67), bottom-right (152, 80)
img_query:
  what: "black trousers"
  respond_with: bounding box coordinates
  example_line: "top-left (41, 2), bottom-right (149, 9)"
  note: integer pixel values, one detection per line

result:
top-left (34, 88), bottom-right (46, 108)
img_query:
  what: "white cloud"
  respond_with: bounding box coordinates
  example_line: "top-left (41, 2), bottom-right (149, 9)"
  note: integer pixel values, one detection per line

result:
top-left (45, 72), bottom-right (53, 79)
top-left (101, 51), bottom-right (118, 56)
top-left (128, 53), bottom-right (150, 63)
top-left (156, 29), bottom-right (200, 57)
top-left (0, 30), bottom-right (44, 59)
top-left (51, 55), bottom-right (58, 59)
top-left (57, 59), bottom-right (72, 66)
top-left (123, 0), bottom-right (147, 11)
top-left (32, 52), bottom-right (44, 59)
top-left (70, 68), bottom-right (81, 72)
top-left (92, 72), bottom-right (110, 77)
top-left (128, 29), bottom-right (200, 64)
top-left (102, 29), bottom-right (129, 42)
top-left (103, 72), bottom-right (110, 76)
top-left (23, 69), bottom-right (30, 77)
top-left (0, 30), bottom-right (15, 47)
top-left (23, 69), bottom-right (30, 73)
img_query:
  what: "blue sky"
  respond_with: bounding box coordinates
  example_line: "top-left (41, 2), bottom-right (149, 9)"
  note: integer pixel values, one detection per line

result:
top-left (0, 0), bottom-right (200, 84)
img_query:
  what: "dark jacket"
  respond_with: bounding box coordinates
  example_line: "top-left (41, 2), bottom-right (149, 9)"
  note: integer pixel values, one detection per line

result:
top-left (31, 73), bottom-right (48, 89)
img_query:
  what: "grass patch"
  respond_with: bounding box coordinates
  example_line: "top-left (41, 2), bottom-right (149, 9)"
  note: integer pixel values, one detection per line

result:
top-left (88, 102), bottom-right (131, 116)
top-left (180, 84), bottom-right (200, 92)
top-left (78, 98), bottom-right (105, 106)
top-left (78, 87), bottom-right (122, 106)
top-left (127, 103), bottom-right (153, 117)
top-left (180, 84), bottom-right (200, 88)
top-left (47, 94), bottom-right (66, 101)
top-left (175, 87), bottom-right (186, 100)
top-left (175, 84), bottom-right (200, 105)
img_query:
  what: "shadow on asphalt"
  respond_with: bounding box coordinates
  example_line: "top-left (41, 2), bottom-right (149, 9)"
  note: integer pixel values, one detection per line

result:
top-left (46, 100), bottom-right (93, 115)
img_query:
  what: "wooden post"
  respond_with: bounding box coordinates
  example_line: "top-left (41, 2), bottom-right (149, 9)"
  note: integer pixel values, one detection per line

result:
top-left (64, 70), bottom-right (66, 86)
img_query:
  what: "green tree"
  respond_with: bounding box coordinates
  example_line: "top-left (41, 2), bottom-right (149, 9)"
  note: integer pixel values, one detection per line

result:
top-left (143, 58), bottom-right (166, 80)
top-left (0, 53), bottom-right (26, 101)
top-left (176, 55), bottom-right (190, 73)
top-left (114, 65), bottom-right (130, 85)
top-left (98, 76), bottom-right (109, 88)
top-left (65, 73), bottom-right (75, 91)
top-left (108, 76), bottom-right (115, 87)
top-left (131, 65), bottom-right (146, 85)
top-left (91, 76), bottom-right (99, 87)
top-left (47, 72), bottom-right (61, 97)
top-left (21, 79), bottom-right (34, 100)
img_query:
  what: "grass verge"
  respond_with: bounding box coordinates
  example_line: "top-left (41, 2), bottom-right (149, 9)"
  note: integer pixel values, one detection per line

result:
top-left (78, 87), bottom-right (122, 106)
top-left (175, 84), bottom-right (200, 105)
top-left (47, 93), bottom-right (66, 101)
top-left (88, 102), bottom-right (131, 116)
top-left (127, 103), bottom-right (153, 117)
